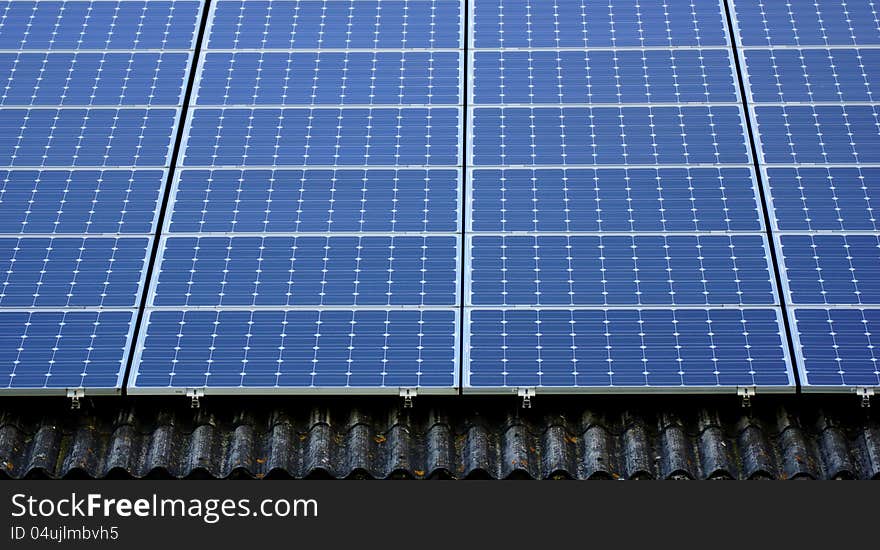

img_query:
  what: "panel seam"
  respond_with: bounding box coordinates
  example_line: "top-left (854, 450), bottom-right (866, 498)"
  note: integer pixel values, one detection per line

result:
top-left (120, 0), bottom-right (214, 394)
top-left (721, 0), bottom-right (802, 391)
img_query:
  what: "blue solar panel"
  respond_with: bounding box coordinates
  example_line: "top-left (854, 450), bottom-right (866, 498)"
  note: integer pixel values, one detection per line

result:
top-left (197, 52), bottom-right (462, 106)
top-left (471, 107), bottom-right (750, 166)
top-left (791, 308), bottom-right (880, 387)
top-left (466, 308), bottom-right (791, 391)
top-left (169, 169), bottom-right (460, 233)
top-left (0, 108), bottom-right (177, 167)
top-left (152, 235), bottom-right (458, 307)
top-left (130, 0), bottom-right (464, 395)
top-left (0, 0), bottom-right (202, 395)
top-left (0, 169), bottom-right (164, 234)
top-left (0, 1), bottom-right (201, 50)
top-left (470, 168), bottom-right (763, 233)
top-left (0, 236), bottom-right (148, 307)
top-left (733, 0), bottom-right (880, 46)
top-left (468, 235), bottom-right (775, 307)
top-left (207, 0), bottom-right (461, 50)
top-left (464, 0), bottom-right (793, 394)
top-left (0, 53), bottom-right (190, 106)
top-left (133, 309), bottom-right (458, 391)
top-left (765, 167), bottom-right (880, 232)
top-left (472, 0), bottom-right (728, 48)
top-left (778, 234), bottom-right (880, 306)
top-left (754, 105), bottom-right (880, 165)
top-left (473, 50), bottom-right (738, 105)
top-left (182, 107), bottom-right (460, 167)
top-left (0, 310), bottom-right (134, 391)
top-left (731, 0), bottom-right (880, 392)
top-left (744, 49), bottom-right (880, 103)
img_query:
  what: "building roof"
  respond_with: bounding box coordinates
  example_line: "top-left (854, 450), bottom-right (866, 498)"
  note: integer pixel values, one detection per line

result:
top-left (1, 396), bottom-right (877, 480)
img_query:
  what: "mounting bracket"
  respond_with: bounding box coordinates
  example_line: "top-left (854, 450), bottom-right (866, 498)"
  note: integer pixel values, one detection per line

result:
top-left (66, 388), bottom-right (85, 410)
top-left (399, 388), bottom-right (417, 408)
top-left (517, 388), bottom-right (536, 409)
top-left (737, 387), bottom-right (756, 408)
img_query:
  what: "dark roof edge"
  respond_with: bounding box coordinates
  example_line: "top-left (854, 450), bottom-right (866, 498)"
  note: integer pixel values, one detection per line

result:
top-left (0, 395), bottom-right (878, 479)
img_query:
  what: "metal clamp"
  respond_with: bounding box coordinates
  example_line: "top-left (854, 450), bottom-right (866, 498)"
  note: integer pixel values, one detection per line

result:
top-left (856, 387), bottom-right (875, 408)
top-left (399, 388), bottom-right (417, 409)
top-left (66, 388), bottom-right (85, 410)
top-left (517, 388), bottom-right (536, 409)
top-left (186, 388), bottom-right (204, 409)
top-left (737, 387), bottom-right (756, 408)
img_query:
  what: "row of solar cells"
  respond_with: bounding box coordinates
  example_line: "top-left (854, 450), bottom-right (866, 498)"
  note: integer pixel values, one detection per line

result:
top-left (7, 166), bottom-right (880, 235)
top-left (6, 232), bottom-right (873, 307)
top-left (0, 0), bottom-right (876, 49)
top-left (5, 106), bottom-right (880, 167)
top-left (0, 0), bottom-right (877, 397)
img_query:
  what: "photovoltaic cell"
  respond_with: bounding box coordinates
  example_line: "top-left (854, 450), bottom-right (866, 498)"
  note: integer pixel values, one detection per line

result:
top-left (0, 0), bottom-right (203, 394)
top-left (764, 168), bottom-right (880, 232)
top-left (0, 310), bottom-right (134, 391)
top-left (464, 0), bottom-right (793, 394)
top-left (206, 0), bottom-right (461, 49)
top-left (0, 236), bottom-right (148, 307)
top-left (467, 234), bottom-right (776, 307)
top-left (0, 53), bottom-right (191, 107)
top-left (473, 50), bottom-right (739, 105)
top-left (467, 308), bottom-right (791, 389)
top-left (0, 108), bottom-right (177, 167)
top-left (136, 309), bottom-right (457, 391)
top-left (152, 235), bottom-right (459, 307)
top-left (197, 52), bottom-right (462, 106)
top-left (731, 0), bottom-right (880, 392)
top-left (182, 107), bottom-right (460, 167)
top-left (472, 0), bottom-right (729, 48)
top-left (0, 170), bottom-right (164, 234)
top-left (0, 1), bottom-right (202, 50)
top-left (169, 169), bottom-right (460, 234)
top-left (471, 107), bottom-right (750, 166)
top-left (130, 0), bottom-right (465, 395)
top-left (733, 0), bottom-right (880, 46)
top-left (469, 168), bottom-right (764, 233)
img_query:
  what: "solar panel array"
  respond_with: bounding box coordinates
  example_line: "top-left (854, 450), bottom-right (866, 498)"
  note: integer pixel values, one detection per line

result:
top-left (0, 0), bottom-right (203, 394)
top-left (732, 0), bottom-right (880, 391)
top-left (463, 0), bottom-right (793, 394)
top-left (4, 0), bottom-right (877, 399)
top-left (129, 0), bottom-right (465, 394)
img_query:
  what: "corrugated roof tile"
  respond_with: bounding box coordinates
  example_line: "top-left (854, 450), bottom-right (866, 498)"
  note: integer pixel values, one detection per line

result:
top-left (0, 398), bottom-right (877, 480)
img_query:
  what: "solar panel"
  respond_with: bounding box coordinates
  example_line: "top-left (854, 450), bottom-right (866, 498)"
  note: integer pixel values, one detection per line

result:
top-left (464, 0), bottom-right (795, 394)
top-left (130, 0), bottom-right (465, 395)
top-left (0, 0), bottom-right (203, 395)
top-left (731, 0), bottom-right (880, 392)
